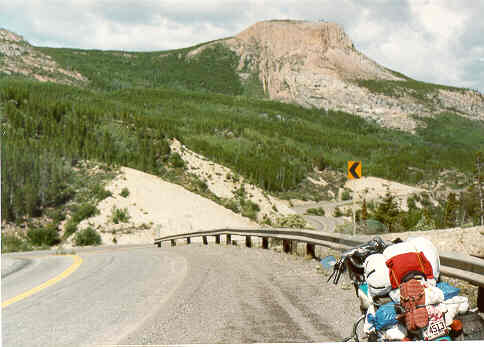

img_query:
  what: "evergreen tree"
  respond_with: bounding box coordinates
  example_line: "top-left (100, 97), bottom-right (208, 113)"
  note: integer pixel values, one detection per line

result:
top-left (361, 198), bottom-right (368, 221)
top-left (374, 189), bottom-right (400, 233)
top-left (443, 192), bottom-right (458, 228)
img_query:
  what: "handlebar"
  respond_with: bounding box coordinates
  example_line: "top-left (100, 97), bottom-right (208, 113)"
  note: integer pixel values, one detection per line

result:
top-left (327, 237), bottom-right (389, 285)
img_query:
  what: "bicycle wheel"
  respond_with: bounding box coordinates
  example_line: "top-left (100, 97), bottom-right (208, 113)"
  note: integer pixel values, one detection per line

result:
top-left (353, 314), bottom-right (368, 342)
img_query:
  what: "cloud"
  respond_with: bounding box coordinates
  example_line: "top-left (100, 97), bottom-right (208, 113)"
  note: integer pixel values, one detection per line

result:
top-left (0, 0), bottom-right (483, 92)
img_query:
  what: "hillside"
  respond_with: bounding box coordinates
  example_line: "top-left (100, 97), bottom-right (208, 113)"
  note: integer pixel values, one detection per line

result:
top-left (0, 29), bottom-right (87, 85)
top-left (1, 21), bottom-right (483, 252)
top-left (2, 21), bottom-right (483, 132)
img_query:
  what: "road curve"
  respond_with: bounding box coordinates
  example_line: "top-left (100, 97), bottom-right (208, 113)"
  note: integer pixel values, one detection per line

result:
top-left (2, 244), bottom-right (360, 346)
top-left (292, 200), bottom-right (350, 232)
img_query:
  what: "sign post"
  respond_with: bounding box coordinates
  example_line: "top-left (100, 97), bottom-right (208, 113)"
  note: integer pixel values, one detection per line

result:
top-left (348, 161), bottom-right (362, 236)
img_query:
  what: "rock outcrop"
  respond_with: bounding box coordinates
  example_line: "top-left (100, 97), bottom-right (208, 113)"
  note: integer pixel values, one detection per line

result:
top-left (189, 20), bottom-right (483, 132)
top-left (0, 28), bottom-right (87, 85)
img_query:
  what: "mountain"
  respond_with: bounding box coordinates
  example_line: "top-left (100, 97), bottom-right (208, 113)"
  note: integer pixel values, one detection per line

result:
top-left (2, 20), bottom-right (483, 132)
top-left (204, 20), bottom-right (484, 131)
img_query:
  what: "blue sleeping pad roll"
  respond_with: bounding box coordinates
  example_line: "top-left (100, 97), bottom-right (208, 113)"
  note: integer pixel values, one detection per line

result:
top-left (436, 281), bottom-right (460, 301)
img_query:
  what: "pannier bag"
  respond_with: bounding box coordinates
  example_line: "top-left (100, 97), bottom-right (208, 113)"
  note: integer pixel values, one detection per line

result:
top-left (399, 279), bottom-right (429, 331)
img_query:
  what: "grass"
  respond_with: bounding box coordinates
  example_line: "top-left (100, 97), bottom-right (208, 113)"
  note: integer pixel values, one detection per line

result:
top-left (111, 206), bottom-right (130, 224)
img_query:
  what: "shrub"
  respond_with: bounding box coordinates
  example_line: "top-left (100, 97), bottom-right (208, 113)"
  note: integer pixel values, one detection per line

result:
top-left (45, 208), bottom-right (66, 223)
top-left (275, 215), bottom-right (307, 228)
top-left (64, 219), bottom-right (78, 239)
top-left (74, 227), bottom-right (102, 246)
top-left (314, 155), bottom-right (328, 171)
top-left (223, 199), bottom-right (240, 213)
top-left (169, 153), bottom-right (185, 168)
top-left (333, 207), bottom-right (343, 217)
top-left (1, 233), bottom-right (33, 253)
top-left (341, 189), bottom-right (351, 201)
top-left (241, 200), bottom-right (260, 220)
top-left (364, 219), bottom-right (388, 234)
top-left (27, 223), bottom-right (60, 246)
top-left (71, 203), bottom-right (99, 223)
top-left (306, 207), bottom-right (325, 216)
top-left (93, 183), bottom-right (112, 201)
top-left (111, 206), bottom-right (130, 224)
top-left (120, 187), bottom-right (130, 198)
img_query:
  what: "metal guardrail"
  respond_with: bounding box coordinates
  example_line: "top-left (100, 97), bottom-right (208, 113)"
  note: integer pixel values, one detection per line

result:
top-left (154, 227), bottom-right (484, 310)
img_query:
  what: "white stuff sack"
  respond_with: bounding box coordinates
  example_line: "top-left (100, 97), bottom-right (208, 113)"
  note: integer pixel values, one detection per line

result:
top-left (383, 241), bottom-right (417, 260)
top-left (407, 236), bottom-right (441, 280)
top-left (364, 254), bottom-right (392, 298)
top-left (442, 296), bottom-right (469, 325)
top-left (424, 285), bottom-right (445, 305)
top-left (380, 323), bottom-right (408, 341)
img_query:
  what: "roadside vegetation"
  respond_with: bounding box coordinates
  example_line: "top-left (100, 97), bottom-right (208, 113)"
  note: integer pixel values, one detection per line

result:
top-left (340, 179), bottom-right (483, 235)
top-left (1, 159), bottom-right (115, 252)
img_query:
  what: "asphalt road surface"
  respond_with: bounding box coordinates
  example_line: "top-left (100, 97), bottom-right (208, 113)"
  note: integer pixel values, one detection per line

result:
top-left (2, 243), bottom-right (361, 346)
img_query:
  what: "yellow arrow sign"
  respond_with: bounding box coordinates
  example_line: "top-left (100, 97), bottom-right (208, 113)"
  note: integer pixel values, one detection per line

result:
top-left (348, 161), bottom-right (362, 179)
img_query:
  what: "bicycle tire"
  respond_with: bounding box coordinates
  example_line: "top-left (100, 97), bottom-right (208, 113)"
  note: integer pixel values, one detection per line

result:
top-left (353, 314), bottom-right (367, 342)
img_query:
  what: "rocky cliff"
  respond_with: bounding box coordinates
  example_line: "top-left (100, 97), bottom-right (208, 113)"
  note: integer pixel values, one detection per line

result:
top-left (192, 20), bottom-right (483, 132)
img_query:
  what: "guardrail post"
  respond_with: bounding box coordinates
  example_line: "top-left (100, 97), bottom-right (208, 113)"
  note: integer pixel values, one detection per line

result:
top-left (478, 286), bottom-right (483, 312)
top-left (186, 237), bottom-right (191, 244)
top-left (215, 235), bottom-right (220, 244)
top-left (262, 237), bottom-right (269, 249)
top-left (203, 236), bottom-right (208, 245)
top-left (306, 243), bottom-right (315, 258)
top-left (226, 234), bottom-right (231, 245)
top-left (171, 240), bottom-right (176, 247)
top-left (245, 236), bottom-right (252, 248)
top-left (283, 239), bottom-right (291, 253)
top-left (291, 241), bottom-right (298, 255)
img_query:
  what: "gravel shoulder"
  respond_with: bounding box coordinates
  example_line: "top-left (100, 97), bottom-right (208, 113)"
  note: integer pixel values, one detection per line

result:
top-left (119, 244), bottom-right (361, 344)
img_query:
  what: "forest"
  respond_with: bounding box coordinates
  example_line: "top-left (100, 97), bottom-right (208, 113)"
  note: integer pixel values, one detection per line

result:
top-left (1, 76), bottom-right (483, 228)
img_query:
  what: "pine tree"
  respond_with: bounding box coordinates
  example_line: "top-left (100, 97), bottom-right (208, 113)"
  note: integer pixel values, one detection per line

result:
top-left (443, 192), bottom-right (458, 228)
top-left (374, 189), bottom-right (400, 233)
top-left (361, 198), bottom-right (368, 221)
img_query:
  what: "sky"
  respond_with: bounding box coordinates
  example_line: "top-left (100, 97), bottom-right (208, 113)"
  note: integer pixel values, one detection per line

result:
top-left (1, 0), bottom-right (483, 93)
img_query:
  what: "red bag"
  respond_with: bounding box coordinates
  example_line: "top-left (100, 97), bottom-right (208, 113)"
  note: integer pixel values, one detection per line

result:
top-left (399, 279), bottom-right (429, 331)
top-left (386, 252), bottom-right (434, 289)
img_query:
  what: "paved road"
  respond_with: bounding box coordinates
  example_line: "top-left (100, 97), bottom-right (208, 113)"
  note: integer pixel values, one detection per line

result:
top-left (2, 244), bottom-right (360, 346)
